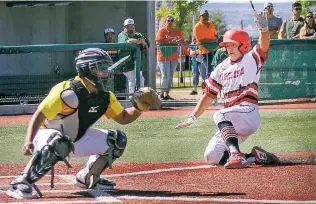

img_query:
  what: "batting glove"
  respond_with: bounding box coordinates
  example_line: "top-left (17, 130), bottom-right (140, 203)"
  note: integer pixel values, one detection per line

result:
top-left (175, 115), bottom-right (197, 129)
top-left (254, 11), bottom-right (269, 32)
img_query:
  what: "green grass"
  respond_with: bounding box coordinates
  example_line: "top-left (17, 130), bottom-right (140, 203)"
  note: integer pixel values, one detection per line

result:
top-left (1, 109), bottom-right (315, 164)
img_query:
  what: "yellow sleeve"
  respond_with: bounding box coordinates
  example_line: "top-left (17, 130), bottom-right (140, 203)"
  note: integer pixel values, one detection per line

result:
top-left (104, 92), bottom-right (124, 119)
top-left (37, 81), bottom-right (70, 119)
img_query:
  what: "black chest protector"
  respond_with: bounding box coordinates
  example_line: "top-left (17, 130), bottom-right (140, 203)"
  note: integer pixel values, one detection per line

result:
top-left (70, 79), bottom-right (110, 142)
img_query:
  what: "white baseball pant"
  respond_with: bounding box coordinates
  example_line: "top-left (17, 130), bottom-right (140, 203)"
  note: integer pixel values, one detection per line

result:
top-left (204, 103), bottom-right (261, 164)
top-left (123, 70), bottom-right (144, 96)
top-left (32, 128), bottom-right (111, 182)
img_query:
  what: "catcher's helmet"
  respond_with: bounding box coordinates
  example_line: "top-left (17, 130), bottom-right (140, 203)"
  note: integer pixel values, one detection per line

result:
top-left (219, 29), bottom-right (251, 54)
top-left (75, 48), bottom-right (113, 91)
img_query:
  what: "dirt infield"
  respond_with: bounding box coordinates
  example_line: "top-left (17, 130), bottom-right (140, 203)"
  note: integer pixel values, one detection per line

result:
top-left (0, 103), bottom-right (316, 203)
top-left (0, 160), bottom-right (316, 203)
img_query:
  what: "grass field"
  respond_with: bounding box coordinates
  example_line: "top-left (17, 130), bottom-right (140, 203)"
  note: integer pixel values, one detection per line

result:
top-left (0, 109), bottom-right (315, 164)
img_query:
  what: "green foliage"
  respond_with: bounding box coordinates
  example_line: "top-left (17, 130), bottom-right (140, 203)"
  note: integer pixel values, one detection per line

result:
top-left (155, 0), bottom-right (207, 37)
top-left (297, 0), bottom-right (316, 15)
top-left (209, 10), bottom-right (227, 36)
top-left (156, 1), bottom-right (227, 38)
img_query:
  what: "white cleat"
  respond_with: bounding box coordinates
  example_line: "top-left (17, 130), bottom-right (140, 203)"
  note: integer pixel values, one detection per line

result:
top-left (73, 177), bottom-right (116, 190)
top-left (6, 187), bottom-right (39, 199)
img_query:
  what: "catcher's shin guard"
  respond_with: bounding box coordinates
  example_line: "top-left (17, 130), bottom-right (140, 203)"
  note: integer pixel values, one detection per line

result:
top-left (83, 129), bottom-right (127, 189)
top-left (12, 132), bottom-right (74, 196)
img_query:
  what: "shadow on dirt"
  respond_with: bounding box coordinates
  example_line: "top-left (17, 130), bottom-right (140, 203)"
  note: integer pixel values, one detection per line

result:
top-left (75, 189), bottom-right (246, 197)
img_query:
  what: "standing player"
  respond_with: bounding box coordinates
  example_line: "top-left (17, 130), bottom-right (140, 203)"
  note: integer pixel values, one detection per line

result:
top-left (176, 12), bottom-right (279, 168)
top-left (6, 48), bottom-right (160, 199)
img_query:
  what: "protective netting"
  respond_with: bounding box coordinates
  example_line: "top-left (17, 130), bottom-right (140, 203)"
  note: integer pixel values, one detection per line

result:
top-left (257, 39), bottom-right (316, 100)
top-left (0, 43), bottom-right (141, 104)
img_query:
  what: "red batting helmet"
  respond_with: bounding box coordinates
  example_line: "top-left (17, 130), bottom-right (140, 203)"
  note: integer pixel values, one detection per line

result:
top-left (219, 29), bottom-right (251, 54)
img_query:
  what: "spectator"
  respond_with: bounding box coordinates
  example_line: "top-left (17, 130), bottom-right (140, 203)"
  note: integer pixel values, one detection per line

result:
top-left (103, 28), bottom-right (119, 61)
top-left (299, 12), bottom-right (316, 38)
top-left (104, 28), bottom-right (116, 43)
top-left (263, 2), bottom-right (283, 39)
top-left (314, 12), bottom-right (316, 24)
top-left (193, 9), bottom-right (217, 80)
top-left (103, 28), bottom-right (125, 99)
top-left (118, 18), bottom-right (149, 97)
top-left (155, 15), bottom-right (184, 100)
top-left (189, 38), bottom-right (200, 95)
top-left (278, 2), bottom-right (304, 39)
top-left (211, 36), bottom-right (228, 68)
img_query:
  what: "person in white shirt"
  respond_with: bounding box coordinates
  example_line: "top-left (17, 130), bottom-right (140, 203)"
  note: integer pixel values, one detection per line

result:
top-left (175, 11), bottom-right (279, 169)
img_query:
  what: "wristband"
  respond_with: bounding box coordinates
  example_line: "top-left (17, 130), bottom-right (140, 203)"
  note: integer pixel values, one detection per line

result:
top-left (187, 115), bottom-right (197, 123)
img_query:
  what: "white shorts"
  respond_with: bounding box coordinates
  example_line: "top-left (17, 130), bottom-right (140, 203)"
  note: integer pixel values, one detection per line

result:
top-left (204, 103), bottom-right (261, 164)
top-left (33, 128), bottom-right (111, 158)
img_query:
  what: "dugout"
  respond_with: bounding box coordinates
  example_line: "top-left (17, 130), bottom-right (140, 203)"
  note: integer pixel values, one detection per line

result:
top-left (0, 1), bottom-right (156, 105)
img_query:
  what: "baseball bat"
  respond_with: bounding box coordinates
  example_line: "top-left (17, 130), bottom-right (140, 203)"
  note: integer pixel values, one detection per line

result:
top-left (249, 0), bottom-right (256, 12)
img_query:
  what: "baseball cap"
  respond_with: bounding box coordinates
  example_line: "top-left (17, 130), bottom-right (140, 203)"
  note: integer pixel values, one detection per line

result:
top-left (199, 9), bottom-right (209, 16)
top-left (123, 18), bottom-right (135, 26)
top-left (104, 28), bottom-right (114, 35)
top-left (264, 2), bottom-right (273, 9)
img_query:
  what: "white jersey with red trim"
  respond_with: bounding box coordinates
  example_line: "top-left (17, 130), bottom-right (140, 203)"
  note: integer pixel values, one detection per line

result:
top-left (201, 44), bottom-right (268, 108)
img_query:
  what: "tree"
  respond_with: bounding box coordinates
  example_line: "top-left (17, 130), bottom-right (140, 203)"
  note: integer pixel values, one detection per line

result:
top-left (155, 1), bottom-right (207, 37)
top-left (297, 0), bottom-right (316, 15)
top-left (156, 1), bottom-right (227, 38)
top-left (209, 10), bottom-right (227, 36)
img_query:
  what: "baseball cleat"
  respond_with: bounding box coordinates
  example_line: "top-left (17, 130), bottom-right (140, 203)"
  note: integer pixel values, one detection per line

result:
top-left (73, 177), bottom-right (116, 190)
top-left (224, 152), bottom-right (249, 169)
top-left (6, 186), bottom-right (38, 199)
top-left (251, 146), bottom-right (280, 164)
top-left (6, 176), bottom-right (39, 199)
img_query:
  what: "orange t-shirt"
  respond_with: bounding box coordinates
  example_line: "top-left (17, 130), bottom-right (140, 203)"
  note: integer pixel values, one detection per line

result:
top-left (155, 27), bottom-right (184, 62)
top-left (194, 21), bottom-right (217, 54)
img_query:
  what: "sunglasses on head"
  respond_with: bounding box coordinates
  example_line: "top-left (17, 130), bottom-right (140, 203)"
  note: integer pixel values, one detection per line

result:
top-left (167, 19), bottom-right (174, 22)
top-left (294, 7), bottom-right (302, 11)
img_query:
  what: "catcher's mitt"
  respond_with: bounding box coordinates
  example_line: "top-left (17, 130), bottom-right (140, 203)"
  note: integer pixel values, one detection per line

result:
top-left (132, 87), bottom-right (161, 111)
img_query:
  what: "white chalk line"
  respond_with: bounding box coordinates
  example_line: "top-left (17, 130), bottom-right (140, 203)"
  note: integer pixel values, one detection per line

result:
top-left (1, 164), bottom-right (315, 203)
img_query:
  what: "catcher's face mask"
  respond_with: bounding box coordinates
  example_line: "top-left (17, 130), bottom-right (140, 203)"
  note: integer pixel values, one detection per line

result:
top-left (89, 59), bottom-right (113, 91)
top-left (76, 48), bottom-right (114, 92)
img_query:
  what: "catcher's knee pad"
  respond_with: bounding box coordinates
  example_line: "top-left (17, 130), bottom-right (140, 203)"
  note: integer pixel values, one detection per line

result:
top-left (107, 129), bottom-right (127, 158)
top-left (83, 130), bottom-right (127, 188)
top-left (23, 132), bottom-right (73, 184)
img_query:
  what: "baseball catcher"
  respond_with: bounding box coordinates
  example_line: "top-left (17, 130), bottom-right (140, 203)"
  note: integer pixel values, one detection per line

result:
top-left (6, 48), bottom-right (161, 199)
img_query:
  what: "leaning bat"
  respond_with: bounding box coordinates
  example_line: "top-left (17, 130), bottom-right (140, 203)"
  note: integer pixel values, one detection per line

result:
top-left (249, 0), bottom-right (256, 12)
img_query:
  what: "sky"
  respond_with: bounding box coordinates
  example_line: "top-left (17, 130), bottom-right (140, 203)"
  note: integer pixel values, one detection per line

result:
top-left (208, 0), bottom-right (295, 3)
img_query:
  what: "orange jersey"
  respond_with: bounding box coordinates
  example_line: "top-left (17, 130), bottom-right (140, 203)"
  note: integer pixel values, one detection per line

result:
top-left (194, 21), bottom-right (217, 54)
top-left (155, 27), bottom-right (184, 61)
